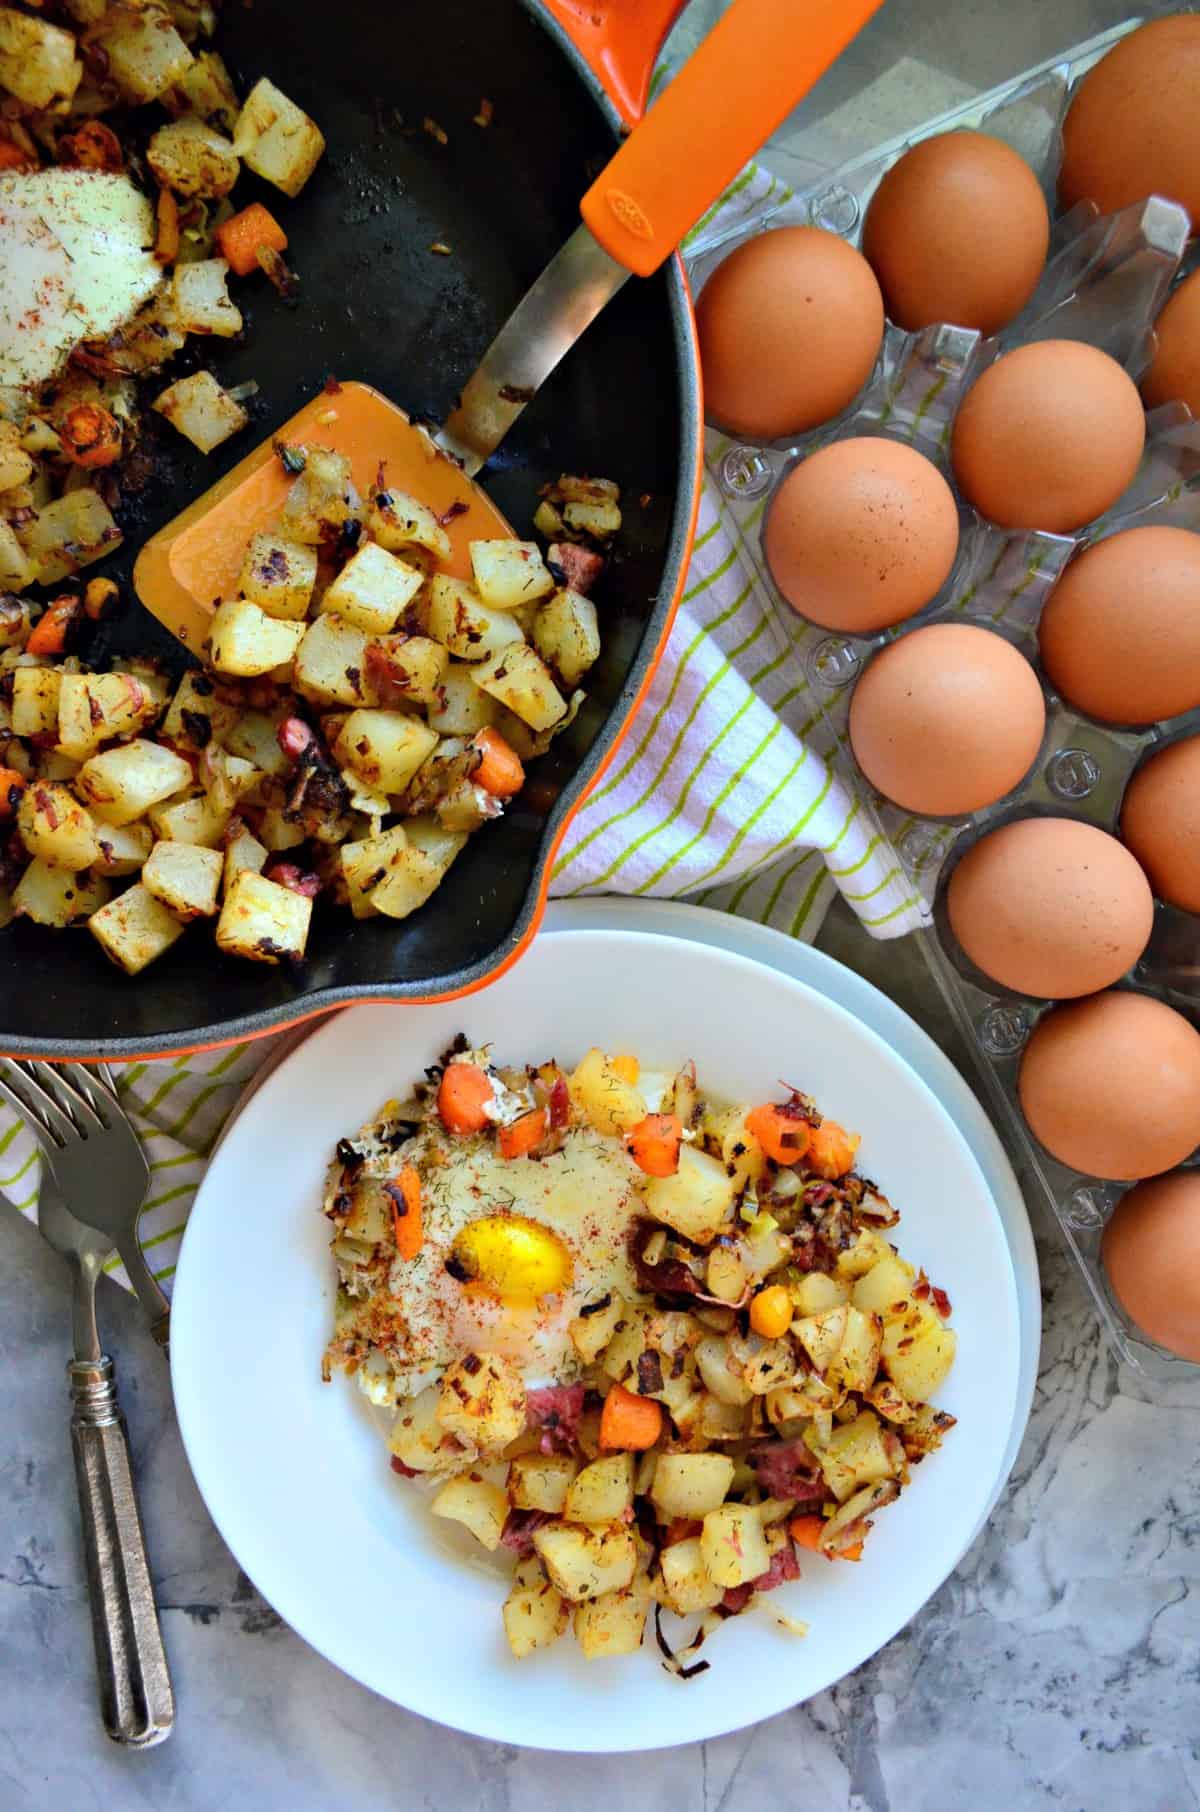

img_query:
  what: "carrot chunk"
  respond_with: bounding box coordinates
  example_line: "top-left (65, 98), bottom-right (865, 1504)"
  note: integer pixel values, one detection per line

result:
top-left (788, 1514), bottom-right (825, 1552)
top-left (625, 1112), bottom-right (682, 1178)
top-left (746, 1103), bottom-right (811, 1166)
top-left (497, 1107), bottom-right (546, 1160)
top-left (805, 1119), bottom-right (860, 1179)
top-left (26, 594), bottom-right (83, 656)
top-left (216, 201), bottom-right (288, 277)
top-left (437, 1061), bottom-right (493, 1134)
top-left (387, 1165), bottom-right (423, 1259)
top-left (598, 1382), bottom-right (663, 1452)
top-left (0, 768), bottom-right (27, 818)
top-left (472, 727), bottom-right (525, 798)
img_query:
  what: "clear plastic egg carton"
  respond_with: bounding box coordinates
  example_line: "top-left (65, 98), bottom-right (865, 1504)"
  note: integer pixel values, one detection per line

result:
top-left (689, 16), bottom-right (1200, 1381)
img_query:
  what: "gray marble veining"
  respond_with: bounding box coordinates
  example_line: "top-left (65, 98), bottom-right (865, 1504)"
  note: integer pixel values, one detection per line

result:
top-left (5, 0), bottom-right (1200, 1804)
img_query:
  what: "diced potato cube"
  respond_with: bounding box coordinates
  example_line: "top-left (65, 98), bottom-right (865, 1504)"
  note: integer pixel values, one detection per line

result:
top-left (508, 1453), bottom-right (578, 1515)
top-left (659, 1537), bottom-right (725, 1615)
top-left (367, 487), bottom-right (451, 560)
top-left (339, 823), bottom-right (409, 919)
top-left (817, 1410), bottom-right (897, 1504)
top-left (827, 1305), bottom-right (882, 1395)
top-left (502, 1571), bottom-right (568, 1660)
top-left (564, 496), bottom-right (622, 538)
top-left (792, 1272), bottom-right (851, 1316)
top-left (93, 821), bottom-right (153, 878)
top-left (11, 668), bottom-right (62, 738)
top-left (640, 1143), bottom-right (736, 1244)
top-left (319, 543), bottom-right (424, 635)
top-left (254, 789), bottom-right (306, 853)
top-left (223, 825), bottom-right (268, 891)
top-left (700, 1503), bottom-right (769, 1589)
top-left (367, 845), bottom-right (444, 921)
top-left (57, 670), bottom-right (165, 760)
top-left (533, 1524), bottom-right (638, 1604)
top-left (0, 11), bottom-right (82, 109)
top-left (569, 1047), bottom-right (646, 1137)
top-left (404, 815), bottom-right (467, 871)
top-left (148, 117), bottom-right (239, 197)
top-left (881, 1302), bottom-right (957, 1402)
top-left (170, 49), bottom-right (239, 130)
top-left (0, 523), bottom-right (35, 590)
top-left (334, 709), bottom-right (437, 796)
top-left (471, 644), bottom-right (566, 732)
top-left (792, 1305), bottom-right (850, 1375)
top-left (564, 1453), bottom-right (634, 1526)
top-left (425, 575), bottom-right (524, 662)
top-left (436, 1352), bottom-right (525, 1451)
top-left (88, 883), bottom-right (184, 972)
top-left (280, 447), bottom-right (360, 546)
top-left (601, 1312), bottom-right (647, 1385)
top-left (142, 840), bottom-right (222, 920)
top-left (851, 1252), bottom-right (917, 1315)
top-left (224, 708), bottom-right (290, 777)
top-left (470, 539), bottom-right (555, 612)
top-left (157, 672), bottom-right (236, 753)
top-left (77, 740), bottom-right (193, 827)
top-left (231, 76), bottom-right (325, 197)
top-left (650, 1453), bottom-right (735, 1521)
top-left (292, 616), bottom-right (377, 708)
top-left (368, 634), bottom-right (448, 709)
top-left (568, 1292), bottom-right (624, 1364)
top-left (834, 1230), bottom-right (893, 1281)
top-left (154, 370), bottom-right (247, 454)
top-left (171, 260), bottom-right (243, 339)
top-left (17, 490), bottom-right (121, 586)
top-left (232, 534), bottom-right (317, 622)
top-left (14, 860), bottom-right (108, 928)
top-left (533, 587), bottom-right (601, 686)
top-left (694, 1335), bottom-right (754, 1408)
top-left (0, 422), bottom-right (33, 494)
top-left (17, 784), bottom-right (99, 869)
top-left (95, 5), bottom-right (193, 103)
top-left (430, 1473), bottom-right (508, 1552)
top-left (215, 869), bottom-right (311, 963)
top-left (150, 791), bottom-right (230, 847)
top-left (209, 599), bottom-right (305, 678)
top-left (426, 662), bottom-right (497, 736)
top-left (573, 1576), bottom-right (651, 1659)
top-left (388, 1383), bottom-right (468, 1476)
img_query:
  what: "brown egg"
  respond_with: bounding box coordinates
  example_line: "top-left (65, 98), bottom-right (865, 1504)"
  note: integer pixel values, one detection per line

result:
top-left (1018, 991), bottom-right (1200, 1180)
top-left (862, 131), bottom-right (1050, 337)
top-left (1121, 737), bottom-right (1200, 913)
top-left (764, 437), bottom-right (959, 633)
top-left (849, 624), bottom-right (1045, 814)
top-left (1142, 270), bottom-right (1200, 417)
top-left (951, 340), bottom-right (1146, 534)
top-left (1038, 526), bottom-right (1200, 726)
top-left (1059, 16), bottom-right (1200, 225)
top-left (1101, 1171), bottom-right (1200, 1361)
top-left (947, 817), bottom-right (1153, 999)
top-left (695, 227), bottom-right (885, 440)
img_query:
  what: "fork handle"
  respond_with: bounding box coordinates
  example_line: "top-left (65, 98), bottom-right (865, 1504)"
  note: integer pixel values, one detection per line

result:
top-left (69, 1358), bottom-right (175, 1748)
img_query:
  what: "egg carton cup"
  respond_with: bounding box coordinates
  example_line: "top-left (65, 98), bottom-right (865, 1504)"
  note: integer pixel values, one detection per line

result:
top-left (687, 18), bottom-right (1200, 1382)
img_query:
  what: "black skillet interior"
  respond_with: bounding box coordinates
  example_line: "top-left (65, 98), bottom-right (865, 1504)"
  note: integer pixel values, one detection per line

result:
top-left (4, 0), bottom-right (697, 1056)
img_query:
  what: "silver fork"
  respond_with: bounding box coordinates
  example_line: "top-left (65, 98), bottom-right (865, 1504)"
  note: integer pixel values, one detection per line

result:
top-left (0, 1061), bottom-right (174, 1747)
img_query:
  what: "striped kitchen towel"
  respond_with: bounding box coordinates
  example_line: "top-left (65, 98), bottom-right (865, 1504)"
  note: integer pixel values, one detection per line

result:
top-left (0, 157), bottom-right (927, 1290)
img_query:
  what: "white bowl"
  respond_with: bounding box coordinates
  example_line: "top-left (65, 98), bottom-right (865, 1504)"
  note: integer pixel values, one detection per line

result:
top-left (171, 928), bottom-right (1021, 1751)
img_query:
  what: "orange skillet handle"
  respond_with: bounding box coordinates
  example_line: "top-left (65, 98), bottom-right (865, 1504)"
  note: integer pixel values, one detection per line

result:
top-left (538, 0), bottom-right (688, 127)
top-left (577, 0), bottom-right (887, 277)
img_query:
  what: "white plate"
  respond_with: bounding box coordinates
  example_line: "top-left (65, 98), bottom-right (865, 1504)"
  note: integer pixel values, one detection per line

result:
top-left (172, 929), bottom-right (1022, 1752)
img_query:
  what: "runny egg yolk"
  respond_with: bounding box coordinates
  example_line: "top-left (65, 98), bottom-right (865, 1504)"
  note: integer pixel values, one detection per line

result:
top-left (448, 1214), bottom-right (573, 1303)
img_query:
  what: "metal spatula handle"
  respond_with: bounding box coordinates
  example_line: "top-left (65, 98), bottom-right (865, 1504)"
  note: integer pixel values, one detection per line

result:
top-left (69, 1358), bottom-right (175, 1748)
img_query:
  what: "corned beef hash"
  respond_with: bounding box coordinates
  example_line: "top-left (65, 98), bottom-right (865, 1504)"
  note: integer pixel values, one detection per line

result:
top-left (322, 1041), bottom-right (958, 1667)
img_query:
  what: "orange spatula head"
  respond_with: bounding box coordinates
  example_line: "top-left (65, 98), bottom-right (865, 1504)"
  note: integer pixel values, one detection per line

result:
top-left (133, 381), bottom-right (512, 652)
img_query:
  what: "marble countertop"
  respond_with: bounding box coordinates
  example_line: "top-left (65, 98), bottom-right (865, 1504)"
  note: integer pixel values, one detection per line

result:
top-left (4, 2), bottom-right (1199, 1807)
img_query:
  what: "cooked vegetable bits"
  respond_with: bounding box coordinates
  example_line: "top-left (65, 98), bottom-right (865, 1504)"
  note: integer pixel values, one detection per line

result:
top-left (0, 450), bottom-right (619, 972)
top-left (323, 1045), bottom-right (958, 1667)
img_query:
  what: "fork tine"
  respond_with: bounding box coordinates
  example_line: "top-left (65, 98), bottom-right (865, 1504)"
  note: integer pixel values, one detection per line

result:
top-left (0, 1062), bottom-right (61, 1149)
top-left (49, 1063), bottom-right (116, 1132)
top-left (8, 1061), bottom-right (88, 1145)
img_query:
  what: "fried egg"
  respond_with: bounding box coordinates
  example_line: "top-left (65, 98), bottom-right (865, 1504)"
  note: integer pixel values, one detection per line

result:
top-left (333, 1115), bottom-right (645, 1407)
top-left (0, 170), bottom-right (163, 390)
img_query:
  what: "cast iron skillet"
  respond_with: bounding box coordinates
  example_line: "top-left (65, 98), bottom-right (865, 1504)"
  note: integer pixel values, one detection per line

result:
top-left (2, 0), bottom-right (700, 1058)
